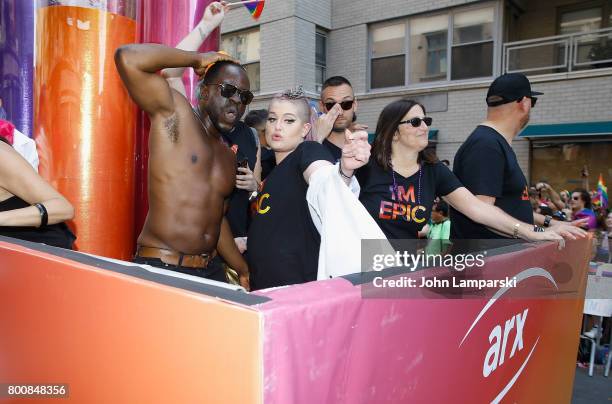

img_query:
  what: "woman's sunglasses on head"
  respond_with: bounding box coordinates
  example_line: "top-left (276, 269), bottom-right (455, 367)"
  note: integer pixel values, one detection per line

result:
top-left (399, 117), bottom-right (433, 128)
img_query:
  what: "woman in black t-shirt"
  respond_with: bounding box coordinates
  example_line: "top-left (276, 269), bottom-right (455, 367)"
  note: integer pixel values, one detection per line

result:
top-left (0, 136), bottom-right (75, 249)
top-left (357, 99), bottom-right (580, 243)
top-left (247, 89), bottom-right (370, 290)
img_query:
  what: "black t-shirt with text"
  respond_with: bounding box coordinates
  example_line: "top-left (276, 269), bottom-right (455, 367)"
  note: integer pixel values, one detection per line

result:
top-left (356, 160), bottom-right (461, 239)
top-left (247, 141), bottom-right (333, 290)
top-left (450, 125), bottom-right (533, 239)
top-left (223, 121), bottom-right (258, 237)
top-left (323, 139), bottom-right (342, 162)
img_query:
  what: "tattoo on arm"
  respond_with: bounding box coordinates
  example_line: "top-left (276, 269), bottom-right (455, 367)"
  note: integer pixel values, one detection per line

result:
top-left (164, 114), bottom-right (179, 143)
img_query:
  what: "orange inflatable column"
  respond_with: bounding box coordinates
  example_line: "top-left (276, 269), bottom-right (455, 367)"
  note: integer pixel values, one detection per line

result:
top-left (34, 2), bottom-right (138, 259)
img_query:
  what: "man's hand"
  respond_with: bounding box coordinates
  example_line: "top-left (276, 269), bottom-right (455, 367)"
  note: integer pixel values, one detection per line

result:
top-left (194, 51), bottom-right (238, 77)
top-left (550, 216), bottom-right (589, 229)
top-left (314, 103), bottom-right (342, 142)
top-left (239, 273), bottom-right (250, 291)
top-left (340, 129), bottom-right (370, 173)
top-left (236, 166), bottom-right (258, 192)
top-left (539, 223), bottom-right (587, 241)
top-left (201, 1), bottom-right (229, 31)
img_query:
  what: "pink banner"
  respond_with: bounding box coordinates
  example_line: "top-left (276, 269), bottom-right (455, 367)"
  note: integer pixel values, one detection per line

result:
top-left (256, 239), bottom-right (590, 403)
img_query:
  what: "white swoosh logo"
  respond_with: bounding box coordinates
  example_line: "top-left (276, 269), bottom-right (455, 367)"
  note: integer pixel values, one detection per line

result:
top-left (457, 268), bottom-right (558, 404)
top-left (491, 336), bottom-right (540, 404)
top-left (459, 267), bottom-right (558, 347)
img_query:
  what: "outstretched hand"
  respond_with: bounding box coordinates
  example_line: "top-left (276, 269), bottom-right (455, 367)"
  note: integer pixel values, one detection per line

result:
top-left (340, 129), bottom-right (370, 173)
top-left (202, 1), bottom-right (230, 30)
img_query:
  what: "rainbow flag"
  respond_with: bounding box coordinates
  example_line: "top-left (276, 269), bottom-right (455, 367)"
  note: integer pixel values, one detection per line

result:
top-left (244, 0), bottom-right (265, 20)
top-left (596, 173), bottom-right (608, 208)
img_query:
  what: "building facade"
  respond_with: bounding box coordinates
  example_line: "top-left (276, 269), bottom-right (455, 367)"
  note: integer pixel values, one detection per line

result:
top-left (221, 0), bottom-right (612, 191)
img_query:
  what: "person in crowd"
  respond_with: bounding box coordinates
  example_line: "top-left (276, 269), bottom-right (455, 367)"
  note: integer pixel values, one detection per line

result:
top-left (354, 98), bottom-right (585, 244)
top-left (161, 1), bottom-right (261, 263)
top-left (422, 201), bottom-right (452, 255)
top-left (247, 88), bottom-right (370, 290)
top-left (0, 136), bottom-right (75, 248)
top-left (314, 76), bottom-right (367, 161)
top-left (536, 182), bottom-right (565, 211)
top-left (571, 189), bottom-right (598, 231)
top-left (245, 109), bottom-right (275, 180)
top-left (450, 73), bottom-right (585, 240)
top-left (0, 119), bottom-right (39, 171)
top-left (115, 42), bottom-right (250, 288)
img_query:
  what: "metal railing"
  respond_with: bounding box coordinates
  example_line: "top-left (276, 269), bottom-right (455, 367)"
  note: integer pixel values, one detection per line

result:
top-left (503, 27), bottom-right (612, 75)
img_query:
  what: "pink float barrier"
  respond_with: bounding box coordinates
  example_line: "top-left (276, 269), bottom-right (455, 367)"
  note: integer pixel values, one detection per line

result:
top-left (255, 239), bottom-right (590, 403)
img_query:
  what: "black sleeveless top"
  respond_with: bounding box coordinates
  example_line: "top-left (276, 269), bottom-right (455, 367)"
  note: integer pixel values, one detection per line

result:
top-left (0, 196), bottom-right (76, 249)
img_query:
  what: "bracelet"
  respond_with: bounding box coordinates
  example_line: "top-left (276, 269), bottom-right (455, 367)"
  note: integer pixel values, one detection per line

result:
top-left (34, 203), bottom-right (48, 228)
top-left (543, 215), bottom-right (552, 227)
top-left (338, 160), bottom-right (353, 180)
top-left (533, 225), bottom-right (545, 232)
top-left (512, 223), bottom-right (520, 239)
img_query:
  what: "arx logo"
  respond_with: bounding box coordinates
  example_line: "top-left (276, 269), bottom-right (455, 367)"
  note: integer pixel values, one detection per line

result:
top-left (483, 308), bottom-right (528, 377)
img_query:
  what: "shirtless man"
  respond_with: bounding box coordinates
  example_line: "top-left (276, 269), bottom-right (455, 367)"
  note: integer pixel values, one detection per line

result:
top-left (114, 44), bottom-right (251, 289)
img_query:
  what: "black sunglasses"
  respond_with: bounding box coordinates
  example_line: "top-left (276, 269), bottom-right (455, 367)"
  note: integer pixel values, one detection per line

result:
top-left (324, 100), bottom-right (354, 111)
top-left (399, 117), bottom-right (433, 128)
top-left (208, 83), bottom-right (254, 105)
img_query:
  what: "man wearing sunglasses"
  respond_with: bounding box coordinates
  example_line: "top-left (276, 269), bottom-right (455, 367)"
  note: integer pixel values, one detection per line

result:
top-left (451, 73), bottom-right (584, 241)
top-left (162, 2), bottom-right (262, 280)
top-left (115, 40), bottom-right (251, 290)
top-left (315, 76), bottom-right (367, 161)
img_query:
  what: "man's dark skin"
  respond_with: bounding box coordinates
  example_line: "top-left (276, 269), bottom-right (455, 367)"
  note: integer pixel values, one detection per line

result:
top-left (114, 44), bottom-right (250, 289)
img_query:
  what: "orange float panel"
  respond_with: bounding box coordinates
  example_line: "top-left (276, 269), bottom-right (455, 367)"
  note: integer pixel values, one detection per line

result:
top-left (0, 238), bottom-right (264, 403)
top-left (34, 6), bottom-right (137, 259)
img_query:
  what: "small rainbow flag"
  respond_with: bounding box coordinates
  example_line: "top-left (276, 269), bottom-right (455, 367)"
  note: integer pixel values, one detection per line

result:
top-left (596, 173), bottom-right (608, 208)
top-left (244, 0), bottom-right (265, 20)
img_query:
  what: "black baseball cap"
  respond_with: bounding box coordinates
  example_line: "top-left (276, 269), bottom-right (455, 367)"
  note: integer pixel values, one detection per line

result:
top-left (486, 73), bottom-right (543, 106)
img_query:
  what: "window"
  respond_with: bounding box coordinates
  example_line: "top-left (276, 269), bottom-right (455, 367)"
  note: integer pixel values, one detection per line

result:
top-left (221, 29), bottom-right (260, 91)
top-left (369, 4), bottom-right (497, 90)
top-left (315, 31), bottom-right (327, 92)
top-left (410, 14), bottom-right (448, 83)
top-left (559, 7), bottom-right (603, 35)
top-left (557, 2), bottom-right (612, 68)
top-left (370, 23), bottom-right (406, 89)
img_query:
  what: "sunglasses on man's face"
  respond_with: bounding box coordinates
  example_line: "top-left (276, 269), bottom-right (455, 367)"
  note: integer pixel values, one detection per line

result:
top-left (399, 117), bottom-right (433, 128)
top-left (324, 100), bottom-right (354, 111)
top-left (209, 83), bottom-right (254, 105)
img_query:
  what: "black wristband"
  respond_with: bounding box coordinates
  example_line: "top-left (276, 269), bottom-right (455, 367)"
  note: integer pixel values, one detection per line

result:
top-left (533, 225), bottom-right (545, 233)
top-left (34, 203), bottom-right (48, 227)
top-left (543, 215), bottom-right (552, 227)
top-left (338, 160), bottom-right (353, 180)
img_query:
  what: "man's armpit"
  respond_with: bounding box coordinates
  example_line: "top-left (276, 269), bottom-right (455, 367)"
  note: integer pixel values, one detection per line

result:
top-left (163, 113), bottom-right (179, 143)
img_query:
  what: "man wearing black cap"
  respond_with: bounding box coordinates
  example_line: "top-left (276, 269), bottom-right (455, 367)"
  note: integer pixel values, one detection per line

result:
top-left (450, 73), bottom-right (545, 240)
